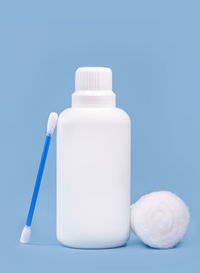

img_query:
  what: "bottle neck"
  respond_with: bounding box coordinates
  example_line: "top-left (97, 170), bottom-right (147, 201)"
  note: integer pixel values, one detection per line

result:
top-left (72, 90), bottom-right (116, 108)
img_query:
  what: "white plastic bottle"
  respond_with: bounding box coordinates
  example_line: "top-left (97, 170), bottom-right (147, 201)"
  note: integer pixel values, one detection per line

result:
top-left (57, 67), bottom-right (131, 248)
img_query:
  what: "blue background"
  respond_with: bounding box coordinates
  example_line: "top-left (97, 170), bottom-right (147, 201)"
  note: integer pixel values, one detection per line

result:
top-left (0, 0), bottom-right (199, 272)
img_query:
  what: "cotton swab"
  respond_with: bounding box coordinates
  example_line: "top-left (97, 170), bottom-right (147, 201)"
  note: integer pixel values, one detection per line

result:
top-left (20, 112), bottom-right (58, 244)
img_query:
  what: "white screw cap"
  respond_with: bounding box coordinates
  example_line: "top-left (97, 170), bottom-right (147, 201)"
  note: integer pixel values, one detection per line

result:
top-left (75, 67), bottom-right (112, 91)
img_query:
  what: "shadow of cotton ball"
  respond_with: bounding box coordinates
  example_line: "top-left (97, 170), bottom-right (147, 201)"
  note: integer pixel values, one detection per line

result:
top-left (131, 191), bottom-right (190, 249)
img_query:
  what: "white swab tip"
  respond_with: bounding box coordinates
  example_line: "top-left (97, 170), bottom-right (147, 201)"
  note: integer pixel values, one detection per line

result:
top-left (20, 225), bottom-right (31, 244)
top-left (47, 112), bottom-right (58, 135)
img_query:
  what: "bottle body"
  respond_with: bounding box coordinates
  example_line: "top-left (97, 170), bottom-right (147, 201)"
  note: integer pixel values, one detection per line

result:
top-left (57, 107), bottom-right (131, 248)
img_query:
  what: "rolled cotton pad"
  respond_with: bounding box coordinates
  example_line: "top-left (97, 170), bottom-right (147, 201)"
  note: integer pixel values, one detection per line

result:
top-left (131, 191), bottom-right (190, 249)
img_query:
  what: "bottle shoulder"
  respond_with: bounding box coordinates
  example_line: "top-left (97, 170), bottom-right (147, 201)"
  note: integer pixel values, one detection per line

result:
top-left (114, 108), bottom-right (131, 123)
top-left (58, 107), bottom-right (131, 124)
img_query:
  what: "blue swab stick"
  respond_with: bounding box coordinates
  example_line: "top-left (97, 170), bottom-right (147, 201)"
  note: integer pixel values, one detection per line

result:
top-left (20, 112), bottom-right (58, 244)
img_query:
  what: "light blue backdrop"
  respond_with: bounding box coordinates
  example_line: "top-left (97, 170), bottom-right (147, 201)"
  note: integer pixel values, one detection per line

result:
top-left (0, 0), bottom-right (199, 272)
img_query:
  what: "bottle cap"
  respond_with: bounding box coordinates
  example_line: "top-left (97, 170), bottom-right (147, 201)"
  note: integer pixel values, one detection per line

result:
top-left (75, 67), bottom-right (112, 91)
top-left (72, 67), bottom-right (116, 107)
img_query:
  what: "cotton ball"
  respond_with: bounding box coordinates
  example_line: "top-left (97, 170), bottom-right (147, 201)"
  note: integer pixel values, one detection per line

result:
top-left (131, 191), bottom-right (190, 249)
